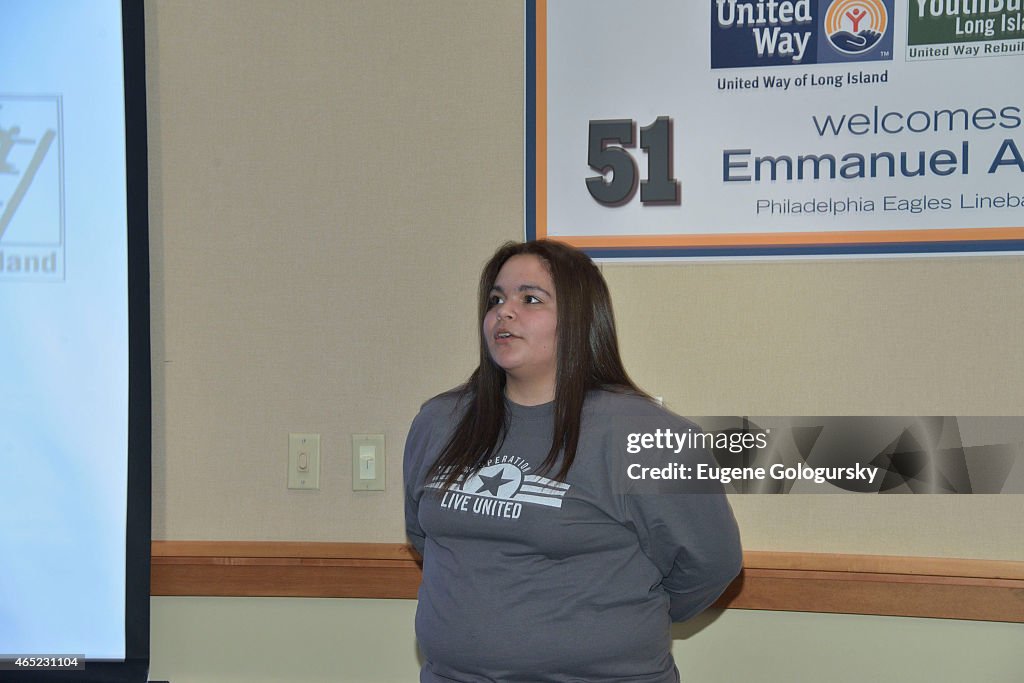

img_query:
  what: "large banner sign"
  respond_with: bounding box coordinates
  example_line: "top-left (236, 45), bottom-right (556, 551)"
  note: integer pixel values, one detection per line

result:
top-left (527, 1), bottom-right (1024, 258)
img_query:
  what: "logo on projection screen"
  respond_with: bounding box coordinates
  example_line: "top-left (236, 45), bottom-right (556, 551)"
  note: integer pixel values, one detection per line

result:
top-left (0, 96), bottom-right (64, 282)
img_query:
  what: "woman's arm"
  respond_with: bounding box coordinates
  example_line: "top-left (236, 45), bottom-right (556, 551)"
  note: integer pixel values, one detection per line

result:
top-left (403, 408), bottom-right (434, 557)
top-left (628, 489), bottom-right (742, 621)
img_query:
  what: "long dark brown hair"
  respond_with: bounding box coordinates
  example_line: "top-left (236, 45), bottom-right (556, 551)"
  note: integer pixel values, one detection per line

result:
top-left (426, 240), bottom-right (646, 489)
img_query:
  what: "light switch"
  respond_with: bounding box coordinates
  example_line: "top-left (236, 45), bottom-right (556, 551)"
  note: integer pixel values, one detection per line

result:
top-left (359, 444), bottom-right (376, 479)
top-left (352, 434), bottom-right (385, 491)
top-left (288, 433), bottom-right (320, 490)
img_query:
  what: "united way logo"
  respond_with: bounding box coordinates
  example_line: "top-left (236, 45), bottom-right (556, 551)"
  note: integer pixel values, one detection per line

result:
top-left (823, 0), bottom-right (889, 55)
top-left (0, 95), bottom-right (64, 281)
top-left (711, 0), bottom-right (894, 68)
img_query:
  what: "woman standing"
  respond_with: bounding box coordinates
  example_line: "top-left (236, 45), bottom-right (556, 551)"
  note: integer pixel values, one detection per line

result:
top-left (404, 240), bottom-right (741, 682)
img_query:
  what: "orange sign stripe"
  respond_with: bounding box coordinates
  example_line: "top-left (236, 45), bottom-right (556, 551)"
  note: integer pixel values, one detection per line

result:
top-left (553, 226), bottom-right (1024, 249)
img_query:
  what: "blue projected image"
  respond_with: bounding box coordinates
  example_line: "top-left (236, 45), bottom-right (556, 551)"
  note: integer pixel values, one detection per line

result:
top-left (0, 0), bottom-right (130, 661)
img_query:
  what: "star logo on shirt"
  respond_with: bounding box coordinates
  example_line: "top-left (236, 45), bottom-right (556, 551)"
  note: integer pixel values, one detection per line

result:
top-left (426, 463), bottom-right (569, 509)
top-left (475, 467), bottom-right (513, 496)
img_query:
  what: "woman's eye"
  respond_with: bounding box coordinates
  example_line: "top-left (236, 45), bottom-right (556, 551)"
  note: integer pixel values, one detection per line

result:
top-left (524, 295), bottom-right (541, 304)
top-left (487, 295), bottom-right (503, 307)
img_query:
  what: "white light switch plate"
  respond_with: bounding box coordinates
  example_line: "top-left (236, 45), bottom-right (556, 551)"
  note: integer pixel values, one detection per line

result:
top-left (288, 433), bottom-right (320, 490)
top-left (352, 434), bottom-right (385, 491)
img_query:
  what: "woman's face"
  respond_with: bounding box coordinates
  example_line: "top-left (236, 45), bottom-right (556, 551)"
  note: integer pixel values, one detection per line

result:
top-left (483, 254), bottom-right (558, 392)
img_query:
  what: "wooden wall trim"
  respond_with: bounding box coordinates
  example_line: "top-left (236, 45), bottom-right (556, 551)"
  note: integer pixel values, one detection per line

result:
top-left (151, 542), bottom-right (1024, 623)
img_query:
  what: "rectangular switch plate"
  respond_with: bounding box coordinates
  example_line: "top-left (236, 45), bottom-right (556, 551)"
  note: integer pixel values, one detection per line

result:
top-left (352, 434), bottom-right (385, 491)
top-left (288, 433), bottom-right (320, 490)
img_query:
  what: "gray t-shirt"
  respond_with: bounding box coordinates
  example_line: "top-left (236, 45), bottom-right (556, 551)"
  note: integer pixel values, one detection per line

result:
top-left (404, 389), bottom-right (742, 683)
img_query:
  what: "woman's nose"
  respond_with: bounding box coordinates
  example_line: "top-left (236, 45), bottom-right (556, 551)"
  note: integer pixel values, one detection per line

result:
top-left (495, 301), bottom-right (515, 320)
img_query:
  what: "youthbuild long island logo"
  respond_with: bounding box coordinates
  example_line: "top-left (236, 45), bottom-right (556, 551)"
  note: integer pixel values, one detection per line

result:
top-left (908, 0), bottom-right (1024, 60)
top-left (425, 457), bottom-right (570, 520)
top-left (0, 96), bottom-right (64, 282)
top-left (711, 0), bottom-right (895, 67)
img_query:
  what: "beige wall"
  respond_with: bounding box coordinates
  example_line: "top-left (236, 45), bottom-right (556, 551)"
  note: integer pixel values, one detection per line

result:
top-left (148, 0), bottom-right (523, 543)
top-left (147, 0), bottom-right (1024, 559)
top-left (145, 1), bottom-right (1023, 680)
top-left (149, 598), bottom-right (1024, 683)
